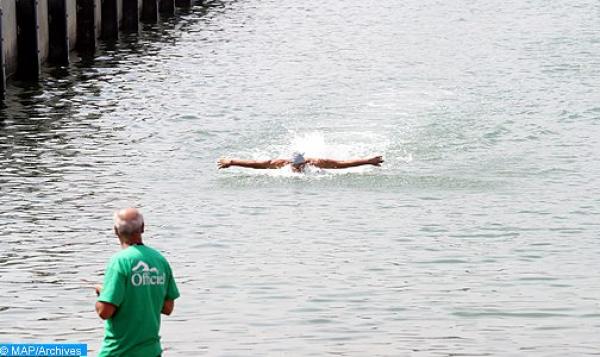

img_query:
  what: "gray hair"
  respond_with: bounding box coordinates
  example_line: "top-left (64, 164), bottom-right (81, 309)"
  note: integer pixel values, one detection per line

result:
top-left (113, 210), bottom-right (144, 240)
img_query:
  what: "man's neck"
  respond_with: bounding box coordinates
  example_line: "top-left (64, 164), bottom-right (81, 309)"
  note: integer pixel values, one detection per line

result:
top-left (121, 241), bottom-right (143, 249)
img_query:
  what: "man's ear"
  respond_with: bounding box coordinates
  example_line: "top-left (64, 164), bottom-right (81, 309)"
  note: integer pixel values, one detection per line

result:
top-left (140, 222), bottom-right (144, 233)
top-left (114, 226), bottom-right (119, 237)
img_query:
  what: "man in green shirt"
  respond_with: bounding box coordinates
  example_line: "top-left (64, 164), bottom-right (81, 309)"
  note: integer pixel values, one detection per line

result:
top-left (95, 208), bottom-right (180, 357)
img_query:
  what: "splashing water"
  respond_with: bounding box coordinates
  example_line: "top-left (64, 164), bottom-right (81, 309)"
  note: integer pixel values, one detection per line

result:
top-left (229, 131), bottom-right (394, 178)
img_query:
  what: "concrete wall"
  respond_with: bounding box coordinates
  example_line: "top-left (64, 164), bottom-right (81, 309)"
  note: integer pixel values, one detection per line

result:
top-left (2, 0), bottom-right (18, 78)
top-left (67, 0), bottom-right (77, 50)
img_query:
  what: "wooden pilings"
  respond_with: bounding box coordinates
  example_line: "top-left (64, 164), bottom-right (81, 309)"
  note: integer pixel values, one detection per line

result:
top-left (15, 0), bottom-right (37, 79)
top-left (159, 0), bottom-right (175, 16)
top-left (175, 0), bottom-right (192, 7)
top-left (2, 0), bottom-right (198, 95)
top-left (76, 0), bottom-right (101, 52)
top-left (1, 1), bottom-right (17, 98)
top-left (48, 0), bottom-right (69, 64)
top-left (16, 0), bottom-right (49, 80)
top-left (48, 0), bottom-right (77, 64)
top-left (100, 0), bottom-right (118, 40)
top-left (0, 3), bottom-right (5, 99)
top-left (123, 0), bottom-right (143, 32)
top-left (141, 0), bottom-right (159, 24)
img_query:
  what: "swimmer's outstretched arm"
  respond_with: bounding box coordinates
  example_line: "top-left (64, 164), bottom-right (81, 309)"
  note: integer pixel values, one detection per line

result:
top-left (308, 156), bottom-right (384, 169)
top-left (218, 158), bottom-right (289, 169)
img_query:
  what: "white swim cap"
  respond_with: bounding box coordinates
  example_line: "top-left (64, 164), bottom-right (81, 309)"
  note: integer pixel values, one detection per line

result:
top-left (291, 152), bottom-right (306, 166)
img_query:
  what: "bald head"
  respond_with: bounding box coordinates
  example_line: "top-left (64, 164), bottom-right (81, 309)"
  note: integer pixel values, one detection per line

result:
top-left (113, 208), bottom-right (144, 244)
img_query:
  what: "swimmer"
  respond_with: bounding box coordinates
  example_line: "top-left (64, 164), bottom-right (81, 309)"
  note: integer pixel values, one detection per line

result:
top-left (218, 152), bottom-right (384, 173)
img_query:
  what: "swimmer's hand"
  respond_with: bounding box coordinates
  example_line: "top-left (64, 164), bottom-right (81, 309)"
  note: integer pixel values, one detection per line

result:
top-left (368, 156), bottom-right (384, 166)
top-left (218, 158), bottom-right (232, 169)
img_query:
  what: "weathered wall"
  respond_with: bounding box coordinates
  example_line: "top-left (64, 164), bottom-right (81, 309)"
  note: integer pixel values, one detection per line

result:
top-left (2, 0), bottom-right (18, 78)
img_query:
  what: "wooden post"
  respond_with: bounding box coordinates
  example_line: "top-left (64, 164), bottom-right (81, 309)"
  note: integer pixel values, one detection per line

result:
top-left (76, 0), bottom-right (100, 52)
top-left (2, 0), bottom-right (18, 81)
top-left (122, 0), bottom-right (141, 32)
top-left (66, 0), bottom-right (77, 51)
top-left (159, 0), bottom-right (174, 16)
top-left (48, 0), bottom-right (69, 64)
top-left (101, 0), bottom-right (118, 40)
top-left (175, 0), bottom-right (192, 7)
top-left (38, 0), bottom-right (50, 63)
top-left (16, 0), bottom-right (40, 80)
top-left (0, 4), bottom-right (5, 99)
top-left (141, 0), bottom-right (158, 23)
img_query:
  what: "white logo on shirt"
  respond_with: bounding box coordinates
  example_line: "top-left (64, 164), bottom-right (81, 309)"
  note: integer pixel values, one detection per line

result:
top-left (131, 261), bottom-right (165, 287)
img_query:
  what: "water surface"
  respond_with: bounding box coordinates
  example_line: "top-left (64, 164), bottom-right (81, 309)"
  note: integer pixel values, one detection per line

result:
top-left (1, 0), bottom-right (600, 355)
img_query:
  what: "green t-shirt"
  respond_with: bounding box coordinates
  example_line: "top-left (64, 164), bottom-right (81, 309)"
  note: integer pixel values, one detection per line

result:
top-left (97, 245), bottom-right (180, 357)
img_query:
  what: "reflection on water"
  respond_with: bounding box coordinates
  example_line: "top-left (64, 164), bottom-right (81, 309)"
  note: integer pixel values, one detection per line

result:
top-left (2, 0), bottom-right (600, 355)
